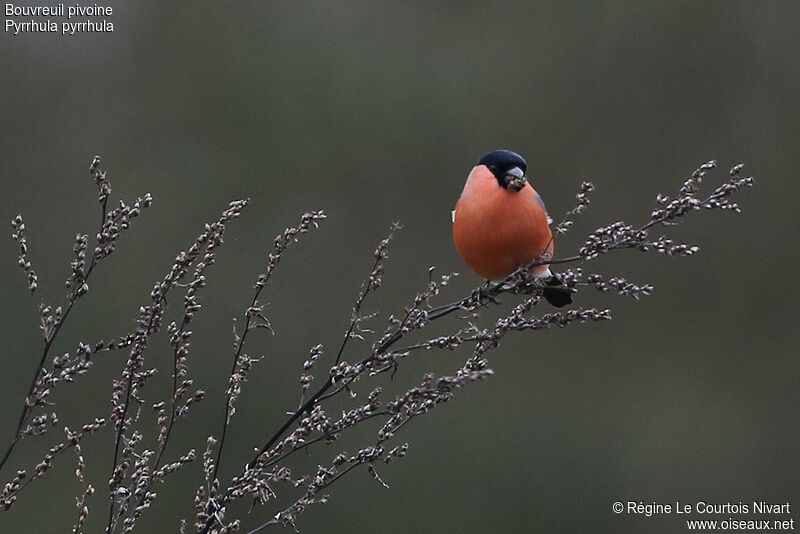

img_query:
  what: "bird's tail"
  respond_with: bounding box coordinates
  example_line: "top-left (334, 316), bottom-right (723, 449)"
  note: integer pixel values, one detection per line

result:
top-left (541, 275), bottom-right (573, 308)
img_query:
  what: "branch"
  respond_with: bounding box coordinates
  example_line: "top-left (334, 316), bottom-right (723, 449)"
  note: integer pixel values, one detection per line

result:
top-left (1, 156), bottom-right (152, 475)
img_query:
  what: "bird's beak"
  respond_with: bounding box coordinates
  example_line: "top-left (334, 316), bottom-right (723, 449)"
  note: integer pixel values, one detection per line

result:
top-left (503, 166), bottom-right (527, 192)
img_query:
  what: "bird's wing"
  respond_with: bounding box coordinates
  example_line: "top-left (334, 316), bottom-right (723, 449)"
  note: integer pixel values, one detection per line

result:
top-left (536, 193), bottom-right (553, 225)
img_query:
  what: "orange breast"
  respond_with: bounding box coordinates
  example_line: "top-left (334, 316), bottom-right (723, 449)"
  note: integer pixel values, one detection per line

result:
top-left (453, 165), bottom-right (553, 280)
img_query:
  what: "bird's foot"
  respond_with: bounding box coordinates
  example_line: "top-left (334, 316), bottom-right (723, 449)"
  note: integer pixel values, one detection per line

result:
top-left (470, 282), bottom-right (501, 306)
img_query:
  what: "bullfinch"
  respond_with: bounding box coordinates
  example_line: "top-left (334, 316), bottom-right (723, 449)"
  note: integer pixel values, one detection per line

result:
top-left (452, 149), bottom-right (572, 307)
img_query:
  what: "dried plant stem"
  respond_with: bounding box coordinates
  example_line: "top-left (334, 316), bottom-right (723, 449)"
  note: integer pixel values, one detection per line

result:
top-left (247, 281), bottom-right (486, 464)
top-left (106, 199), bottom-right (248, 534)
top-left (250, 227), bottom-right (401, 467)
top-left (212, 290), bottom-right (261, 481)
top-left (0, 418), bottom-right (106, 510)
top-left (121, 314), bottom-right (192, 524)
top-left (106, 314), bottom-right (158, 533)
top-left (211, 211), bottom-right (326, 483)
top-left (245, 462), bottom-right (362, 534)
top-left (257, 410), bottom-right (390, 472)
top-left (0, 292), bottom-right (81, 472)
top-left (151, 314), bottom-right (191, 472)
top-left (1, 156), bottom-right (120, 474)
top-left (199, 226), bottom-right (397, 533)
top-left (332, 247), bottom-right (387, 367)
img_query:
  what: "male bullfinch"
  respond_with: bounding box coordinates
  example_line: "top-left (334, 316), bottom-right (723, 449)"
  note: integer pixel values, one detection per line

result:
top-left (452, 150), bottom-right (572, 307)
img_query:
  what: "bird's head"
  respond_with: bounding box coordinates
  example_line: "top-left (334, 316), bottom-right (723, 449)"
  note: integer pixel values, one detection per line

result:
top-left (478, 149), bottom-right (528, 192)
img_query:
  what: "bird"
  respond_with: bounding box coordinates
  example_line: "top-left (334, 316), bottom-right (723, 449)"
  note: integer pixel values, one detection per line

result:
top-left (452, 149), bottom-right (573, 307)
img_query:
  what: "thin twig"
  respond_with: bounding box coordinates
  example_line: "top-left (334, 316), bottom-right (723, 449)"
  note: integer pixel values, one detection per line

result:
top-left (1, 157), bottom-right (117, 475)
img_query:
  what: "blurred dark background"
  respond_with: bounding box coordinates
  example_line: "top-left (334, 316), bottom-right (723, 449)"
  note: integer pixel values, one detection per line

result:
top-left (1, 2), bottom-right (798, 532)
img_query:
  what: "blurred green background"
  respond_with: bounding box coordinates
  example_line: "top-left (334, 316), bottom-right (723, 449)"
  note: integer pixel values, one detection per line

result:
top-left (1, 2), bottom-right (798, 532)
